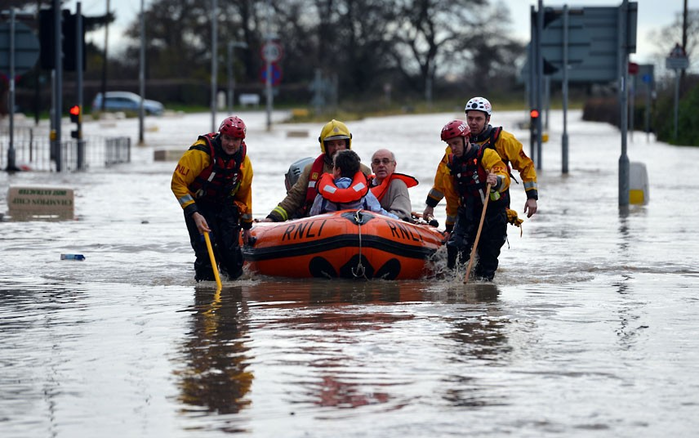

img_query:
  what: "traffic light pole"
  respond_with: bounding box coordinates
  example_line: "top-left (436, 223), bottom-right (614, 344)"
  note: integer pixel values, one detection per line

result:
top-left (562, 6), bottom-right (570, 174)
top-left (6, 8), bottom-right (18, 171)
top-left (52, 0), bottom-right (63, 172)
top-left (618, 0), bottom-right (630, 208)
top-left (76, 2), bottom-right (85, 170)
top-left (535, 0), bottom-right (543, 171)
top-left (529, 6), bottom-right (537, 161)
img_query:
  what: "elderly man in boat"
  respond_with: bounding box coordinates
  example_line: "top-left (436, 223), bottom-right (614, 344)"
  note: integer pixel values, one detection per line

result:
top-left (265, 119), bottom-right (371, 222)
top-left (368, 149), bottom-right (417, 222)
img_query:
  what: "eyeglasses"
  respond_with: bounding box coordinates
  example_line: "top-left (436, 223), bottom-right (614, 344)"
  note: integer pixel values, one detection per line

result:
top-left (372, 158), bottom-right (394, 165)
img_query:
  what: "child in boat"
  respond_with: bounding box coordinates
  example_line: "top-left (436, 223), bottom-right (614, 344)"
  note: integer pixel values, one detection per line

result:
top-left (309, 150), bottom-right (398, 218)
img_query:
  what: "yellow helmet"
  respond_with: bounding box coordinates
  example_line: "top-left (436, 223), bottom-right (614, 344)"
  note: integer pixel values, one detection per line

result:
top-left (318, 119), bottom-right (352, 153)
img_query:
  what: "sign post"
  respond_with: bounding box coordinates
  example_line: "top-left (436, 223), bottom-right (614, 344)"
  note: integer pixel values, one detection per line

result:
top-left (666, 45), bottom-right (689, 141)
top-left (261, 25), bottom-right (283, 131)
top-left (0, 12), bottom-right (40, 171)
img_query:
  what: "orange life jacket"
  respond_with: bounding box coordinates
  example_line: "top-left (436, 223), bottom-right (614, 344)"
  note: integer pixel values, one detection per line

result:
top-left (369, 172), bottom-right (418, 201)
top-left (316, 171), bottom-right (369, 204)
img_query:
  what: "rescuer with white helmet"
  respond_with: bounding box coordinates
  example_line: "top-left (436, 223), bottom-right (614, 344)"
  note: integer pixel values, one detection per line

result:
top-left (423, 96), bottom-right (538, 230)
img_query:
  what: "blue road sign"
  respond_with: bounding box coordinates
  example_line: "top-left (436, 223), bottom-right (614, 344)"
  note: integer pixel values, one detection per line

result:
top-left (260, 62), bottom-right (282, 86)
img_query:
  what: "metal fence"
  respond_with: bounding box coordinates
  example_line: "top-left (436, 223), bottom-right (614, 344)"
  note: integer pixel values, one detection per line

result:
top-left (0, 125), bottom-right (131, 171)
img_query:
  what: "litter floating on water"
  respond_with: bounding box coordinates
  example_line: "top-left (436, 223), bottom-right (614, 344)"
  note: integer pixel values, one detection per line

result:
top-left (60, 254), bottom-right (85, 261)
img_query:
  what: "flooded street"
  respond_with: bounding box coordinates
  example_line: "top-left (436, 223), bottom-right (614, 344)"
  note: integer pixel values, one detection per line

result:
top-left (1, 109), bottom-right (698, 437)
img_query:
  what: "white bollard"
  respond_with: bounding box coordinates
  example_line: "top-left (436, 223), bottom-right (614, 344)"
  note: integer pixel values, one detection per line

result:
top-left (629, 162), bottom-right (649, 205)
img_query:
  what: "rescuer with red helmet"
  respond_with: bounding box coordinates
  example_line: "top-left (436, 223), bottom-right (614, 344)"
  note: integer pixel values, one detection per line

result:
top-left (171, 115), bottom-right (253, 282)
top-left (438, 119), bottom-right (510, 281)
top-left (424, 96), bottom-right (538, 227)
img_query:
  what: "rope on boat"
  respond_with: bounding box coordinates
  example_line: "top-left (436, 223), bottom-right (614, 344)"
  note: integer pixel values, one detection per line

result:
top-left (352, 209), bottom-right (367, 279)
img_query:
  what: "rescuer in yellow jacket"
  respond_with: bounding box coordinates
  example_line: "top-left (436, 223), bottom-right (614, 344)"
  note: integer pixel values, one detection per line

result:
top-left (424, 97), bottom-right (538, 229)
top-left (264, 119), bottom-right (370, 222)
top-left (439, 120), bottom-right (510, 281)
top-left (171, 116), bottom-right (253, 281)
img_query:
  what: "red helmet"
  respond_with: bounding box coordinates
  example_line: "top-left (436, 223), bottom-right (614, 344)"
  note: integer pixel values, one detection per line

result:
top-left (440, 120), bottom-right (470, 142)
top-left (218, 116), bottom-right (246, 139)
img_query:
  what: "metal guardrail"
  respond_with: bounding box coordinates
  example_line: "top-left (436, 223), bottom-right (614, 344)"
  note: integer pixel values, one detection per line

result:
top-left (0, 125), bottom-right (131, 171)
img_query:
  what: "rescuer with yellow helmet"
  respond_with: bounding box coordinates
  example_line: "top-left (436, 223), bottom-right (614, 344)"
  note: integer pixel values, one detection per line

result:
top-left (265, 119), bottom-right (370, 222)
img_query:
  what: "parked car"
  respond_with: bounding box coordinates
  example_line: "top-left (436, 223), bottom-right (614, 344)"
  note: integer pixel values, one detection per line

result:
top-left (91, 91), bottom-right (164, 116)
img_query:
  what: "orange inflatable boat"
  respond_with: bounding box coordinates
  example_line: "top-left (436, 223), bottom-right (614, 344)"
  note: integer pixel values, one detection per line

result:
top-left (243, 210), bottom-right (444, 280)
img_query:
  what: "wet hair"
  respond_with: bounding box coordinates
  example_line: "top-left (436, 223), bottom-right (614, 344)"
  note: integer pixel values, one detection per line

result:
top-left (333, 149), bottom-right (361, 178)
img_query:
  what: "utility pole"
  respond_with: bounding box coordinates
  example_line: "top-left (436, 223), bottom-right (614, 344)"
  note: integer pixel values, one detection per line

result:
top-left (100, 0), bottom-right (110, 112)
top-left (210, 0), bottom-right (218, 132)
top-left (138, 0), bottom-right (145, 145)
top-left (681, 0), bottom-right (688, 85)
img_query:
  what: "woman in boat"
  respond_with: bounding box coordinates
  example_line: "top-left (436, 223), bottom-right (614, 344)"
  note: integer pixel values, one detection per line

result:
top-left (309, 150), bottom-right (398, 219)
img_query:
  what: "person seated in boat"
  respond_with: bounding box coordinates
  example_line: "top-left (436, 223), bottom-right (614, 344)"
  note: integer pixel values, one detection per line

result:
top-left (438, 119), bottom-right (510, 281)
top-left (309, 149), bottom-right (398, 218)
top-left (264, 119), bottom-right (371, 222)
top-left (369, 149), bottom-right (417, 222)
top-left (171, 115), bottom-right (253, 282)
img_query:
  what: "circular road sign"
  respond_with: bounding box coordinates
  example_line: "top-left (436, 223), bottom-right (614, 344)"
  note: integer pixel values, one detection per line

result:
top-left (261, 42), bottom-right (283, 63)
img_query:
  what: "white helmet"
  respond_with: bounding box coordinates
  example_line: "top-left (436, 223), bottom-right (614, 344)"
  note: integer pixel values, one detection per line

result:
top-left (464, 97), bottom-right (492, 117)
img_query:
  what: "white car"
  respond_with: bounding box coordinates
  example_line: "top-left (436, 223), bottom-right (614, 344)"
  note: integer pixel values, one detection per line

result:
top-left (91, 91), bottom-right (164, 116)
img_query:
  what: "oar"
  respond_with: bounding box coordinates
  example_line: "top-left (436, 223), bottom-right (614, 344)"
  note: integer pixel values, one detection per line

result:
top-left (464, 182), bottom-right (492, 284)
top-left (203, 231), bottom-right (222, 292)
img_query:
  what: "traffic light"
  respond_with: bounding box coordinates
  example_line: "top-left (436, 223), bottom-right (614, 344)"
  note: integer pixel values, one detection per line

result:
top-left (38, 8), bottom-right (86, 71)
top-left (529, 109), bottom-right (540, 145)
top-left (69, 105), bottom-right (81, 139)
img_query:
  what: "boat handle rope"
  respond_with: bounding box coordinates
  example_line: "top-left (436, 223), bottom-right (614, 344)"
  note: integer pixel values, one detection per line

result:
top-left (352, 209), bottom-right (367, 279)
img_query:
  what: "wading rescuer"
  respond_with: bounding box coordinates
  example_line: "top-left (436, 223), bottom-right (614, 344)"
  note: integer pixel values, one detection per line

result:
top-left (439, 120), bottom-right (510, 281)
top-left (264, 119), bottom-right (370, 222)
top-left (423, 96), bottom-right (537, 228)
top-left (171, 116), bottom-right (253, 282)
top-left (309, 149), bottom-right (398, 218)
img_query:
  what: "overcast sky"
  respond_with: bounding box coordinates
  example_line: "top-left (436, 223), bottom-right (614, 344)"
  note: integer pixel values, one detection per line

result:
top-left (65, 0), bottom-right (690, 67)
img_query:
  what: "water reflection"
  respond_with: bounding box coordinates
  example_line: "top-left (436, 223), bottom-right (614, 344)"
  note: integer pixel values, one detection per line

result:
top-left (174, 285), bottom-right (253, 421)
top-left (238, 280), bottom-right (506, 412)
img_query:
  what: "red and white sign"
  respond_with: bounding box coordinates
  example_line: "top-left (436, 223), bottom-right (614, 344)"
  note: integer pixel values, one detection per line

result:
top-left (261, 42), bottom-right (283, 63)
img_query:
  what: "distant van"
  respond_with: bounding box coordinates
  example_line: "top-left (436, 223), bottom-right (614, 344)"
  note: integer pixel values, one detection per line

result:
top-left (91, 91), bottom-right (164, 116)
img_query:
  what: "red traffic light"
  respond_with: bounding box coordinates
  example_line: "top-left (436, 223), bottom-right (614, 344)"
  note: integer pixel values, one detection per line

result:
top-left (530, 109), bottom-right (540, 119)
top-left (69, 105), bottom-right (81, 123)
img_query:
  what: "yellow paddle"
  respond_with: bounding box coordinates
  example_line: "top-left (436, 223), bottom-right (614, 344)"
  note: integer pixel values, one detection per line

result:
top-left (203, 231), bottom-right (222, 292)
top-left (464, 182), bottom-right (492, 284)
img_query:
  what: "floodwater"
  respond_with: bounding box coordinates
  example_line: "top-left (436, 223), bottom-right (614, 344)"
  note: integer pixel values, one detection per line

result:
top-left (1, 109), bottom-right (698, 437)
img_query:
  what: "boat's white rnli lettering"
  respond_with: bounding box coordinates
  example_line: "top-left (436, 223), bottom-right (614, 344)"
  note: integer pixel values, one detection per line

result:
top-left (281, 219), bottom-right (327, 241)
top-left (386, 220), bottom-right (423, 242)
